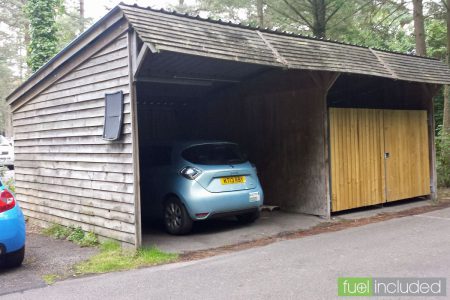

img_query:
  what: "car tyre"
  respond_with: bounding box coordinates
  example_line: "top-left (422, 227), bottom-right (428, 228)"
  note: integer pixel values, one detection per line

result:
top-left (4, 247), bottom-right (25, 268)
top-left (236, 209), bottom-right (260, 224)
top-left (163, 197), bottom-right (193, 235)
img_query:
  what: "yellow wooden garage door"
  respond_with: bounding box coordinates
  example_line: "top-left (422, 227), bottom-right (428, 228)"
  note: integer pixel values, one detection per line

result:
top-left (329, 108), bottom-right (430, 212)
top-left (384, 110), bottom-right (430, 202)
top-left (329, 108), bottom-right (386, 211)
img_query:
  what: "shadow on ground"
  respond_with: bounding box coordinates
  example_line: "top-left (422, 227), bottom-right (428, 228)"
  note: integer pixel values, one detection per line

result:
top-left (142, 211), bottom-right (325, 253)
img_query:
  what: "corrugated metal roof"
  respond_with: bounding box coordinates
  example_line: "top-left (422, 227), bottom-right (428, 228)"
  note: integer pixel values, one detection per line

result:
top-left (120, 3), bottom-right (450, 84)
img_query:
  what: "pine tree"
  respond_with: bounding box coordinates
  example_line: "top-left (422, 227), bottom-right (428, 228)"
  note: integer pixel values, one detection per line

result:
top-left (25, 0), bottom-right (63, 72)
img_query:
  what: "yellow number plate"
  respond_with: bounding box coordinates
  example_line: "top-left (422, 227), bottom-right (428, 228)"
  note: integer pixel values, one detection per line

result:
top-left (220, 176), bottom-right (246, 185)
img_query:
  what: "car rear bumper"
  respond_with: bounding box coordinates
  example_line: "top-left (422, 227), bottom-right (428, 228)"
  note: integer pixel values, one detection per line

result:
top-left (0, 205), bottom-right (26, 253)
top-left (209, 207), bottom-right (259, 219)
top-left (179, 183), bottom-right (264, 220)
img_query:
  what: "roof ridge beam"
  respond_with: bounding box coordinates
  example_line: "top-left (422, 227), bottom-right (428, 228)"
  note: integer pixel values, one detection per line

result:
top-left (256, 31), bottom-right (289, 68)
top-left (369, 48), bottom-right (399, 80)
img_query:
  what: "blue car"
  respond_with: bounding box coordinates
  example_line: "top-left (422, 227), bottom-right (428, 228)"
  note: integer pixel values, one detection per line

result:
top-left (141, 141), bottom-right (264, 234)
top-left (0, 182), bottom-right (25, 268)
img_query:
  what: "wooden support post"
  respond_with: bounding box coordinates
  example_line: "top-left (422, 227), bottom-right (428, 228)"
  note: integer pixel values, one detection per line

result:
top-left (422, 83), bottom-right (441, 201)
top-left (309, 71), bottom-right (340, 218)
top-left (323, 72), bottom-right (340, 218)
top-left (128, 29), bottom-right (142, 248)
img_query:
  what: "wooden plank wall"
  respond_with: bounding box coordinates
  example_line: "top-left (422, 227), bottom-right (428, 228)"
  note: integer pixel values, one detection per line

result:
top-left (384, 110), bottom-right (430, 201)
top-left (203, 70), bottom-right (329, 216)
top-left (329, 108), bottom-right (386, 211)
top-left (12, 33), bottom-right (136, 244)
top-left (329, 108), bottom-right (431, 212)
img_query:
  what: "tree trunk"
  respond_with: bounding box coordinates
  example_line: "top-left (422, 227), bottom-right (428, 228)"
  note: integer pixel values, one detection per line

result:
top-left (79, 0), bottom-right (85, 32)
top-left (311, 0), bottom-right (326, 38)
top-left (256, 0), bottom-right (264, 27)
top-left (444, 0), bottom-right (450, 132)
top-left (23, 17), bottom-right (30, 78)
top-left (412, 0), bottom-right (427, 56)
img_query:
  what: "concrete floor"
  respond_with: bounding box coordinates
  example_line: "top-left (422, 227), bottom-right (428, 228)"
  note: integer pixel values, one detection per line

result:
top-left (142, 211), bottom-right (324, 253)
top-left (142, 198), bottom-right (433, 253)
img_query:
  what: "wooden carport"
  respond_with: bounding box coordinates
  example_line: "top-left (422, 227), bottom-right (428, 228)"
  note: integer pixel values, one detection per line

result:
top-left (6, 3), bottom-right (450, 246)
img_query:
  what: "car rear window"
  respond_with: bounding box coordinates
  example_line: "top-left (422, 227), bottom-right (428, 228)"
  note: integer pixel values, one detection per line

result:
top-left (181, 143), bottom-right (247, 165)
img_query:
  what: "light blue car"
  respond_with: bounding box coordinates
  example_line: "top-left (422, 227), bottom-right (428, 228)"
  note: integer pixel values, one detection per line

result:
top-left (0, 182), bottom-right (25, 268)
top-left (141, 141), bottom-right (264, 235)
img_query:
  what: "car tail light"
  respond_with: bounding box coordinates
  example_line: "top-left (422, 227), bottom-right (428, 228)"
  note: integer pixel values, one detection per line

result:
top-left (180, 166), bottom-right (202, 180)
top-left (0, 189), bottom-right (16, 213)
top-left (195, 213), bottom-right (209, 218)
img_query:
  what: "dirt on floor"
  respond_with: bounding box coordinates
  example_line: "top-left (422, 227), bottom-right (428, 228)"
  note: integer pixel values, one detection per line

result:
top-left (0, 223), bottom-right (98, 296)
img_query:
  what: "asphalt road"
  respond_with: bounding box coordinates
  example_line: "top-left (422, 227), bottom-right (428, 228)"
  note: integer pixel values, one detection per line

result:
top-left (4, 208), bottom-right (450, 300)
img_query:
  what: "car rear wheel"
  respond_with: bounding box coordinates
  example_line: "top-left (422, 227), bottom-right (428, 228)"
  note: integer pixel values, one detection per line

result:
top-left (4, 247), bottom-right (25, 268)
top-left (163, 197), bottom-right (193, 235)
top-left (236, 209), bottom-right (260, 224)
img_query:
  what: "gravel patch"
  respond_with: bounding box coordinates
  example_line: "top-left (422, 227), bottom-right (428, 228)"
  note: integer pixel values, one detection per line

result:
top-left (0, 227), bottom-right (98, 296)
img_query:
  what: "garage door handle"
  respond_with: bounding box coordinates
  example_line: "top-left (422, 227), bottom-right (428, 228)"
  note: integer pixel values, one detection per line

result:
top-left (384, 152), bottom-right (390, 159)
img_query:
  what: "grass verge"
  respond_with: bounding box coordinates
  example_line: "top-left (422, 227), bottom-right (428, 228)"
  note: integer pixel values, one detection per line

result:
top-left (42, 274), bottom-right (59, 285)
top-left (75, 240), bottom-right (178, 275)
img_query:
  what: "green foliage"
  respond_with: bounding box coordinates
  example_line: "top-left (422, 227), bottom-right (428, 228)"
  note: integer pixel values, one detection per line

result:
top-left (42, 274), bottom-right (59, 285)
top-left (195, 0), bottom-right (414, 49)
top-left (75, 240), bottom-right (178, 274)
top-left (99, 239), bottom-right (121, 252)
top-left (4, 177), bottom-right (15, 193)
top-left (43, 224), bottom-right (73, 239)
top-left (435, 90), bottom-right (445, 133)
top-left (78, 231), bottom-right (99, 247)
top-left (0, 44), bottom-right (16, 134)
top-left (43, 224), bottom-right (99, 246)
top-left (426, 18), bottom-right (447, 59)
top-left (0, 0), bottom-right (29, 80)
top-left (436, 126), bottom-right (450, 187)
top-left (197, 0), bottom-right (263, 26)
top-left (0, 0), bottom-right (30, 134)
top-left (67, 226), bottom-right (85, 242)
top-left (0, 168), bottom-right (15, 192)
top-left (56, 1), bottom-right (92, 50)
top-left (25, 0), bottom-right (64, 72)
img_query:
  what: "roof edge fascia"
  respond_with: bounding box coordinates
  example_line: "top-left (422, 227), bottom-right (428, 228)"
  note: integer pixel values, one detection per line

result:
top-left (7, 6), bottom-right (125, 106)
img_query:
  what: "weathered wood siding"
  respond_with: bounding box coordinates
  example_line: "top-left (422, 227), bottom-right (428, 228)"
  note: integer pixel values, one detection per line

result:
top-left (12, 34), bottom-right (136, 244)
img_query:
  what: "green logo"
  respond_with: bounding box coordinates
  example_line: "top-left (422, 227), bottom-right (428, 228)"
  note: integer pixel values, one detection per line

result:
top-left (338, 277), bottom-right (373, 296)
